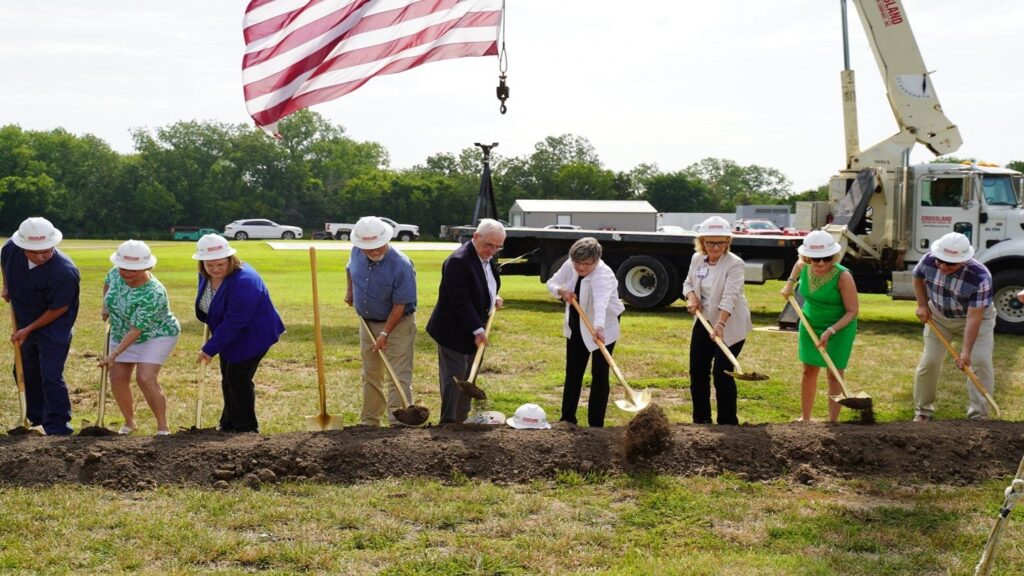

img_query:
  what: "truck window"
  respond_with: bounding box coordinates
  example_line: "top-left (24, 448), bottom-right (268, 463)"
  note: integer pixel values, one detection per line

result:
top-left (981, 175), bottom-right (1019, 206)
top-left (921, 179), bottom-right (962, 207)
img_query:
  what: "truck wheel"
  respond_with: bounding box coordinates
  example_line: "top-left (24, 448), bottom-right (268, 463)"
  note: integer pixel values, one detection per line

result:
top-left (616, 255), bottom-right (671, 309)
top-left (993, 269), bottom-right (1024, 335)
top-left (655, 256), bottom-right (681, 307)
top-left (398, 232), bottom-right (413, 242)
top-left (336, 231), bottom-right (350, 241)
top-left (282, 231), bottom-right (295, 240)
top-left (234, 232), bottom-right (248, 240)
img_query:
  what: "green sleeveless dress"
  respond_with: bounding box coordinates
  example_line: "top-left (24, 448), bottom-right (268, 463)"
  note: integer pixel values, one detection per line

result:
top-left (797, 264), bottom-right (856, 369)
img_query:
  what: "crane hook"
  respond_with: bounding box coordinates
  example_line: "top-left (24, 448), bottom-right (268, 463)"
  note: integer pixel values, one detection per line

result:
top-left (496, 74), bottom-right (509, 114)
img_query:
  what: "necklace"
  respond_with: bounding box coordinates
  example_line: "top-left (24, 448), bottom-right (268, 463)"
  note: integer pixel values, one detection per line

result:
top-left (807, 266), bottom-right (840, 293)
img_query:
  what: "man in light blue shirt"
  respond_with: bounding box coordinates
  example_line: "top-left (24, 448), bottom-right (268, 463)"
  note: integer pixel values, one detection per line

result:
top-left (345, 216), bottom-right (417, 426)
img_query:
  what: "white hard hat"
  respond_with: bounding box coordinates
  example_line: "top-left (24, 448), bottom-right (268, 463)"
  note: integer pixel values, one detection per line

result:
top-left (930, 232), bottom-right (974, 263)
top-left (464, 410), bottom-right (506, 425)
top-left (351, 216), bottom-right (393, 250)
top-left (697, 216), bottom-right (733, 238)
top-left (11, 217), bottom-right (63, 250)
top-left (797, 230), bottom-right (842, 259)
top-left (506, 403), bottom-right (551, 430)
top-left (192, 234), bottom-right (238, 261)
top-left (110, 239), bottom-right (157, 270)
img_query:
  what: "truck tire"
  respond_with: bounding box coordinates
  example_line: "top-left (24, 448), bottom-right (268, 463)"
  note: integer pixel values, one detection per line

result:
top-left (616, 255), bottom-right (672, 309)
top-left (398, 232), bottom-right (413, 242)
top-left (336, 231), bottom-right (350, 241)
top-left (993, 269), bottom-right (1024, 335)
top-left (548, 255), bottom-right (569, 281)
top-left (655, 256), bottom-right (681, 307)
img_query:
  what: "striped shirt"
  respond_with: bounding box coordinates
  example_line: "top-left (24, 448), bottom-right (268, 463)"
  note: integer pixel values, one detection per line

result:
top-left (912, 254), bottom-right (993, 318)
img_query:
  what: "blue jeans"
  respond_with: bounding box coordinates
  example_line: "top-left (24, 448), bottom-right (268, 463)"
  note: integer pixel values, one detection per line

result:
top-left (17, 334), bottom-right (73, 435)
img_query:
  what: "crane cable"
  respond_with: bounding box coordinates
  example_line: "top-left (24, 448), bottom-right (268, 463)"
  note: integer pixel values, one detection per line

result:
top-left (496, 0), bottom-right (509, 114)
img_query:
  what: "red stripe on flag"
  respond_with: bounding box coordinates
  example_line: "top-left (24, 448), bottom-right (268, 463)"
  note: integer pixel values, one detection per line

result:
top-left (249, 40), bottom-right (496, 128)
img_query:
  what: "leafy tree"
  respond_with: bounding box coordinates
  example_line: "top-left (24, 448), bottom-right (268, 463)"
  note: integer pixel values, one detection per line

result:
top-left (641, 171), bottom-right (713, 212)
top-left (684, 157), bottom-right (793, 209)
top-left (1006, 160), bottom-right (1024, 173)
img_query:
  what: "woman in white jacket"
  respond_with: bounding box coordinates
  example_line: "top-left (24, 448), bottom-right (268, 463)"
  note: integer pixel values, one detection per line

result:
top-left (682, 217), bottom-right (753, 425)
top-left (547, 237), bottom-right (625, 427)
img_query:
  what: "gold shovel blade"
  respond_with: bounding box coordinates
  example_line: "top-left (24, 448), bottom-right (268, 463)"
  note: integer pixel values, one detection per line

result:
top-left (305, 413), bottom-right (345, 432)
top-left (615, 388), bottom-right (652, 413)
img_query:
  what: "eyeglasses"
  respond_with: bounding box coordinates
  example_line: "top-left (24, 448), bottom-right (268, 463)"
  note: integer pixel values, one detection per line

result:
top-left (810, 255), bottom-right (834, 263)
top-left (703, 241), bottom-right (728, 248)
top-left (484, 242), bottom-right (503, 250)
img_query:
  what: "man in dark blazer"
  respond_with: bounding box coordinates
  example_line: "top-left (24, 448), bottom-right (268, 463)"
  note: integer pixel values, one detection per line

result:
top-left (427, 218), bottom-right (505, 423)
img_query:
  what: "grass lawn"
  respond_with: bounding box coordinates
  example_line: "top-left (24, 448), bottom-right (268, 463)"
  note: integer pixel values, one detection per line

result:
top-left (1, 239), bottom-right (1023, 575)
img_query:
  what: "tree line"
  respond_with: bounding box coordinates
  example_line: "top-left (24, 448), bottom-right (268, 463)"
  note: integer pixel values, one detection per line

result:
top-left (2, 111), bottom-right (1020, 239)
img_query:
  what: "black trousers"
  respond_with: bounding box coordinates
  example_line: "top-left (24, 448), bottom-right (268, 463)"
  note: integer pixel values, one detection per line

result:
top-left (218, 352), bottom-right (265, 433)
top-left (561, 328), bottom-right (615, 427)
top-left (689, 321), bottom-right (744, 425)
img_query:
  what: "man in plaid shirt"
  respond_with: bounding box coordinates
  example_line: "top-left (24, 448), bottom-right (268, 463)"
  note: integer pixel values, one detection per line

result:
top-left (911, 232), bottom-right (996, 421)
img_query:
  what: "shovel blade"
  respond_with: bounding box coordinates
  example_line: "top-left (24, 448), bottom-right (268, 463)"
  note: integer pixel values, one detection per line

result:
top-left (305, 413), bottom-right (345, 432)
top-left (393, 405), bottom-right (430, 426)
top-left (615, 388), bottom-right (652, 413)
top-left (725, 370), bottom-right (770, 381)
top-left (829, 392), bottom-right (873, 411)
top-left (454, 378), bottom-right (487, 400)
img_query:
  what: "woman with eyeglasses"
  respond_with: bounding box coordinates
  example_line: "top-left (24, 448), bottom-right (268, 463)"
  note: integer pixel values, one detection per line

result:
top-left (780, 230), bottom-right (859, 423)
top-left (682, 217), bottom-right (753, 425)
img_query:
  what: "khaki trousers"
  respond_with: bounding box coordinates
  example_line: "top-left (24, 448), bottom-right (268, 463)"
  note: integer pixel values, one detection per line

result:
top-left (913, 303), bottom-right (995, 420)
top-left (359, 314), bottom-right (416, 426)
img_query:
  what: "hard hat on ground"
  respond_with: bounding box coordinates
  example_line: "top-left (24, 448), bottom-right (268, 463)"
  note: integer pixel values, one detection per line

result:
top-left (351, 216), bottom-right (393, 250)
top-left (192, 234), bottom-right (238, 261)
top-left (12, 217), bottom-right (63, 250)
top-left (506, 403), bottom-right (551, 430)
top-left (697, 216), bottom-right (733, 237)
top-left (930, 232), bottom-right (974, 263)
top-left (110, 240), bottom-right (157, 270)
top-left (797, 230), bottom-right (842, 259)
top-left (464, 410), bottom-right (506, 425)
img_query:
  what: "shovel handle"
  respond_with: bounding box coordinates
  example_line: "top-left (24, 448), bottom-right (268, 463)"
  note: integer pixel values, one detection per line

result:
top-left (787, 295), bottom-right (854, 398)
top-left (465, 306), bottom-right (497, 384)
top-left (693, 309), bottom-right (744, 373)
top-left (195, 324), bottom-right (210, 428)
top-left (568, 297), bottom-right (633, 393)
top-left (98, 321), bottom-right (110, 427)
top-left (9, 306), bottom-right (29, 428)
top-left (925, 319), bottom-right (1001, 417)
top-left (309, 247), bottom-right (328, 416)
top-left (359, 317), bottom-right (412, 408)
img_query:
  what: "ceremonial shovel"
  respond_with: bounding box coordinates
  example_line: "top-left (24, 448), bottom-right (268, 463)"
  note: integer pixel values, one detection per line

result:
top-left (568, 297), bottom-right (651, 412)
top-left (358, 317), bottom-right (429, 426)
top-left (693, 309), bottom-right (769, 381)
top-left (453, 307), bottom-right (496, 400)
top-left (305, 247), bottom-right (343, 431)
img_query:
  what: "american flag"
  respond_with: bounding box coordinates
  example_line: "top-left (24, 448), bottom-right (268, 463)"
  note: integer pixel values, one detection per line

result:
top-left (242, 0), bottom-right (503, 134)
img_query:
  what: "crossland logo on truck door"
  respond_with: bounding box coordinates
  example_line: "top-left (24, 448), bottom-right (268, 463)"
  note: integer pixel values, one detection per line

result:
top-left (876, 0), bottom-right (904, 26)
top-left (914, 177), bottom-right (979, 257)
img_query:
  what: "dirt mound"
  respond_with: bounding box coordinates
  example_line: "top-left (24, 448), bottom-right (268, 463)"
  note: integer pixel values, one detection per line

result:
top-left (0, 420), bottom-right (1021, 490)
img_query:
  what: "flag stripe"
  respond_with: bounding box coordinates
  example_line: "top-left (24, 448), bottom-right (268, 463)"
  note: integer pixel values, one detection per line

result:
top-left (242, 0), bottom-right (501, 131)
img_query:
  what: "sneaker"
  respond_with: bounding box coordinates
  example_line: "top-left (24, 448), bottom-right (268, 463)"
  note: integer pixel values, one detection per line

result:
top-left (155, 429), bottom-right (171, 436)
top-left (118, 425), bottom-right (136, 435)
top-left (913, 415), bottom-right (931, 423)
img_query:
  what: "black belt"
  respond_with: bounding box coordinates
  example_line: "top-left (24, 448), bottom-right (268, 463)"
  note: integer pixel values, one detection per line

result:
top-left (362, 317), bottom-right (387, 323)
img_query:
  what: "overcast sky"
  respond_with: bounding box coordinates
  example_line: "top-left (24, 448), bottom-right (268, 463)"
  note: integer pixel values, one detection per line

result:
top-left (2, 0), bottom-right (1021, 192)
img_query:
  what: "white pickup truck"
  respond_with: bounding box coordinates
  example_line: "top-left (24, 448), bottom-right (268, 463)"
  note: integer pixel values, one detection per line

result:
top-left (324, 217), bottom-right (420, 241)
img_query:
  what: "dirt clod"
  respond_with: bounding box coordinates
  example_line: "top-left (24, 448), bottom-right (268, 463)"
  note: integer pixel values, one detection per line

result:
top-left (623, 404), bottom-right (672, 463)
top-left (394, 405), bottom-right (430, 426)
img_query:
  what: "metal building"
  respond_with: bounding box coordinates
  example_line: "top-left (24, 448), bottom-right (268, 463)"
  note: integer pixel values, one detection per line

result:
top-left (508, 199), bottom-right (659, 231)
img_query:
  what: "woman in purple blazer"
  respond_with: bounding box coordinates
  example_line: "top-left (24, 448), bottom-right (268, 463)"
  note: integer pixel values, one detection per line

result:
top-left (193, 235), bottom-right (284, 433)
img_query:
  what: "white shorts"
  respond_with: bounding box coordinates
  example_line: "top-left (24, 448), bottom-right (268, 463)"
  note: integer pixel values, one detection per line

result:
top-left (110, 334), bottom-right (179, 365)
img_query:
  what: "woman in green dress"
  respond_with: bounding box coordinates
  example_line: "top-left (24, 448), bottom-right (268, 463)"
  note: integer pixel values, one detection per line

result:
top-left (780, 231), bottom-right (859, 423)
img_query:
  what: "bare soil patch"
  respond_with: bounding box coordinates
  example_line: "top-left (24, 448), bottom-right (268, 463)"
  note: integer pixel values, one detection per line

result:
top-left (0, 421), bottom-right (1020, 490)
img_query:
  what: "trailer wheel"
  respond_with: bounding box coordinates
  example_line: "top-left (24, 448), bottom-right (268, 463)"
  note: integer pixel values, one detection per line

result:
top-left (548, 255), bottom-right (569, 281)
top-left (993, 269), bottom-right (1024, 334)
top-left (616, 255), bottom-right (671, 309)
top-left (336, 231), bottom-right (350, 241)
top-left (655, 256), bottom-right (681, 307)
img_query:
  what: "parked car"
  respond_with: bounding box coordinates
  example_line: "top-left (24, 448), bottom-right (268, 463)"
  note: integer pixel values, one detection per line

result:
top-left (732, 219), bottom-right (784, 235)
top-left (657, 225), bottom-right (687, 234)
top-left (325, 217), bottom-right (419, 241)
top-left (171, 226), bottom-right (222, 241)
top-left (782, 227), bottom-right (811, 237)
top-left (224, 219), bottom-right (303, 240)
top-left (544, 224), bottom-right (583, 230)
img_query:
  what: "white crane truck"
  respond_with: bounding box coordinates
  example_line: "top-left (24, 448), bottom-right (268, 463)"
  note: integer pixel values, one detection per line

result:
top-left (476, 0), bottom-right (1024, 333)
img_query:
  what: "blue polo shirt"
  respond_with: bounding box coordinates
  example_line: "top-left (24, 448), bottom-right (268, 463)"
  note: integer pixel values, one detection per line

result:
top-left (912, 254), bottom-right (992, 318)
top-left (1, 239), bottom-right (80, 344)
top-left (347, 246), bottom-right (417, 321)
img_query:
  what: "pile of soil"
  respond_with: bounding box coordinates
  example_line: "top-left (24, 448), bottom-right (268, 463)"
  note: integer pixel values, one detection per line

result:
top-left (1, 420), bottom-right (1021, 491)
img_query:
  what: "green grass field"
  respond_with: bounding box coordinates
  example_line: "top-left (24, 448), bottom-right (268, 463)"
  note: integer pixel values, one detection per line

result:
top-left (1, 239), bottom-right (1023, 575)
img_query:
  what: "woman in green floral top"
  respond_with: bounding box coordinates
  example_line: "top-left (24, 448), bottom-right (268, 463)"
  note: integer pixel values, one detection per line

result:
top-left (99, 240), bottom-right (180, 435)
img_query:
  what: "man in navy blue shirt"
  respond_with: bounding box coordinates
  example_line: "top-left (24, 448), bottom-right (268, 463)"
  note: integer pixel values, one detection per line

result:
top-left (911, 232), bottom-right (995, 422)
top-left (1, 217), bottom-right (80, 435)
top-left (345, 216), bottom-right (417, 426)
